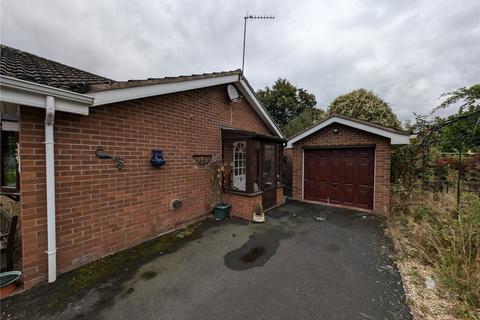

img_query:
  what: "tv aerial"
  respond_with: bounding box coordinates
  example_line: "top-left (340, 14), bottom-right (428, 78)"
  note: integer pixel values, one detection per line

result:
top-left (241, 14), bottom-right (275, 74)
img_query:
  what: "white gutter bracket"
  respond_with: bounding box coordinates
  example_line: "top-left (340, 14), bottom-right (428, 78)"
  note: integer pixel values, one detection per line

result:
top-left (44, 95), bottom-right (57, 283)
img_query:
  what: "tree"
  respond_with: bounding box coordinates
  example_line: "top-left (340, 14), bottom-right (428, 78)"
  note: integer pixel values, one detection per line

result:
top-left (435, 108), bottom-right (479, 153)
top-left (256, 78), bottom-right (317, 129)
top-left (327, 89), bottom-right (402, 129)
top-left (419, 84), bottom-right (480, 153)
top-left (391, 84), bottom-right (480, 193)
top-left (283, 108), bottom-right (325, 138)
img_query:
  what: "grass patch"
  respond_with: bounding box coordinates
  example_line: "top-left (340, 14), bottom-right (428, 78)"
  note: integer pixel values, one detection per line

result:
top-left (388, 185), bottom-right (480, 319)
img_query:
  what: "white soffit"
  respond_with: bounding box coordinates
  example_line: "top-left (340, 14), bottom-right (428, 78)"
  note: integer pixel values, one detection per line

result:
top-left (286, 116), bottom-right (410, 148)
top-left (90, 75), bottom-right (241, 106)
top-left (0, 76), bottom-right (92, 115)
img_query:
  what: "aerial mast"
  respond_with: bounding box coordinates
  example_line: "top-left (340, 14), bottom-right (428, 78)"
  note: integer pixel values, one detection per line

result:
top-left (242, 14), bottom-right (275, 74)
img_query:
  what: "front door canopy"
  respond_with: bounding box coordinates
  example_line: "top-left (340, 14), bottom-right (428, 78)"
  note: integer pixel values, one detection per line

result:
top-left (221, 128), bottom-right (285, 143)
top-left (286, 114), bottom-right (411, 148)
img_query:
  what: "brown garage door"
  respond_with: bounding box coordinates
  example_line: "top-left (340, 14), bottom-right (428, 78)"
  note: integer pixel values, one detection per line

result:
top-left (304, 148), bottom-right (374, 210)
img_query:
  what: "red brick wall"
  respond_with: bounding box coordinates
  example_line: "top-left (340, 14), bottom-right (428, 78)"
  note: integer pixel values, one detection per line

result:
top-left (276, 186), bottom-right (285, 206)
top-left (289, 123), bottom-right (391, 214)
top-left (19, 84), bottom-right (274, 288)
top-left (222, 192), bottom-right (263, 221)
top-left (223, 185), bottom-right (285, 220)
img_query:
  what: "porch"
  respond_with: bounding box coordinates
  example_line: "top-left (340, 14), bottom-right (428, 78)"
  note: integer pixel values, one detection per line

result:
top-left (221, 128), bottom-right (286, 220)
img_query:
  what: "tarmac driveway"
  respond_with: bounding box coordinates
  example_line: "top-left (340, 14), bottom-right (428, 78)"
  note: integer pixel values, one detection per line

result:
top-left (9, 200), bottom-right (412, 320)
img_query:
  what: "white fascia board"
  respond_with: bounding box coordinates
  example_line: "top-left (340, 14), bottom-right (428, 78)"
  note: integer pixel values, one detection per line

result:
top-left (0, 76), bottom-right (92, 115)
top-left (237, 79), bottom-right (285, 139)
top-left (90, 74), bottom-right (241, 106)
top-left (286, 116), bottom-right (410, 148)
top-left (0, 76), bottom-right (93, 103)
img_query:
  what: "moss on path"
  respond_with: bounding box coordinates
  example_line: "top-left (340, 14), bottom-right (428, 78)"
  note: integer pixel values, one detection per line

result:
top-left (1, 221), bottom-right (205, 320)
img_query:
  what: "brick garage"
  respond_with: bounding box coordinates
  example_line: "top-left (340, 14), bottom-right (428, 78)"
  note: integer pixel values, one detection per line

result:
top-left (286, 115), bottom-right (410, 214)
top-left (0, 45), bottom-right (285, 289)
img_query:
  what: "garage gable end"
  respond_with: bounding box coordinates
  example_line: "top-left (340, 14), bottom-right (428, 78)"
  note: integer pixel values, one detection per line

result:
top-left (286, 115), bottom-right (410, 148)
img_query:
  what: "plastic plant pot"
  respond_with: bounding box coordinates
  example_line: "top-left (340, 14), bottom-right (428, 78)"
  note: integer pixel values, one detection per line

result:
top-left (0, 271), bottom-right (21, 299)
top-left (213, 203), bottom-right (231, 220)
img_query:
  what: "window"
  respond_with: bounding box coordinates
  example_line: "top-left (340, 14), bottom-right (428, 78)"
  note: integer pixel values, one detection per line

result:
top-left (1, 103), bottom-right (19, 193)
top-left (263, 143), bottom-right (276, 188)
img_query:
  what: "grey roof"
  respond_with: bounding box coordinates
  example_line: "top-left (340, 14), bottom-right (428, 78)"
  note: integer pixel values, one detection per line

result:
top-left (1, 44), bottom-right (242, 95)
top-left (88, 70), bottom-right (242, 92)
top-left (0, 44), bottom-right (114, 93)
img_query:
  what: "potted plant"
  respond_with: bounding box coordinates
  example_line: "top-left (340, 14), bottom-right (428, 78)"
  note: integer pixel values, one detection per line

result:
top-left (252, 201), bottom-right (265, 223)
top-left (210, 160), bottom-right (231, 220)
top-left (0, 271), bottom-right (21, 299)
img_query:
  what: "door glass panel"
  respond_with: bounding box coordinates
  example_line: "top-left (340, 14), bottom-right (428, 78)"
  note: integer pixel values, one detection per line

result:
top-left (232, 141), bottom-right (246, 191)
top-left (252, 141), bottom-right (261, 192)
top-left (263, 144), bottom-right (276, 189)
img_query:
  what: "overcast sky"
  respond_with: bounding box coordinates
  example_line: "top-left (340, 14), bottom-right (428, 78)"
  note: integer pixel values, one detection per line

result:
top-left (1, 0), bottom-right (479, 121)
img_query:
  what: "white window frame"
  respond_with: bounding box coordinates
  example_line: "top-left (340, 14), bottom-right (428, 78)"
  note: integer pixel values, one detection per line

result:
top-left (232, 141), bottom-right (247, 191)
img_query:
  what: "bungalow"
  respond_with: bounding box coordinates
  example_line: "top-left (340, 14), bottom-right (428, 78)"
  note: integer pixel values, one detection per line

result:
top-left (0, 44), bottom-right (285, 289)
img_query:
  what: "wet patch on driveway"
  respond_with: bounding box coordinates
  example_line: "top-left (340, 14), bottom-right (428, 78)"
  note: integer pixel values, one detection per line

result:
top-left (140, 271), bottom-right (158, 280)
top-left (224, 225), bottom-right (293, 270)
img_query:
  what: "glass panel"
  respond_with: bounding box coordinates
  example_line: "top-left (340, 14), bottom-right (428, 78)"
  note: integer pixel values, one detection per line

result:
top-left (0, 103), bottom-right (18, 120)
top-left (252, 141), bottom-right (261, 192)
top-left (263, 143), bottom-right (276, 189)
top-left (2, 131), bottom-right (18, 187)
top-left (232, 141), bottom-right (247, 191)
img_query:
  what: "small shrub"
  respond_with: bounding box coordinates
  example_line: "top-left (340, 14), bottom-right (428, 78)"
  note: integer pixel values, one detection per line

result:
top-left (209, 160), bottom-right (231, 206)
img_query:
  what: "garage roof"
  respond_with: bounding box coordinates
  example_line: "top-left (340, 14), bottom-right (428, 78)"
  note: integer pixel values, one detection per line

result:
top-left (286, 114), bottom-right (411, 148)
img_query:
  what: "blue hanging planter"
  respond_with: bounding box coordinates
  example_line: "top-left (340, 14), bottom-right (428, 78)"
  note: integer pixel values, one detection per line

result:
top-left (151, 149), bottom-right (166, 168)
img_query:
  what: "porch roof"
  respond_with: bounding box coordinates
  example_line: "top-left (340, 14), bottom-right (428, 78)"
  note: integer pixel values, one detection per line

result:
top-left (221, 128), bottom-right (286, 143)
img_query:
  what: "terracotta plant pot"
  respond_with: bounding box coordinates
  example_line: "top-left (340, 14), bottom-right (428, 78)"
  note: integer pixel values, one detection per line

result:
top-left (0, 283), bottom-right (17, 299)
top-left (0, 271), bottom-right (22, 299)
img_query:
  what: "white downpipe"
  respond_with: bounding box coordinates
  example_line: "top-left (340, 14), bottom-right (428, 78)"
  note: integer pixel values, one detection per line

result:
top-left (45, 95), bottom-right (57, 283)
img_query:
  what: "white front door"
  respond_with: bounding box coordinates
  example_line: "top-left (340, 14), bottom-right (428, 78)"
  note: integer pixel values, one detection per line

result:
top-left (232, 141), bottom-right (246, 191)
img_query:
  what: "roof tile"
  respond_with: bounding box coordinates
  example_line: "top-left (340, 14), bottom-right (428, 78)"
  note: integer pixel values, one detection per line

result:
top-left (0, 44), bottom-right (113, 93)
top-left (88, 70), bottom-right (242, 92)
top-left (1, 44), bottom-right (242, 94)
